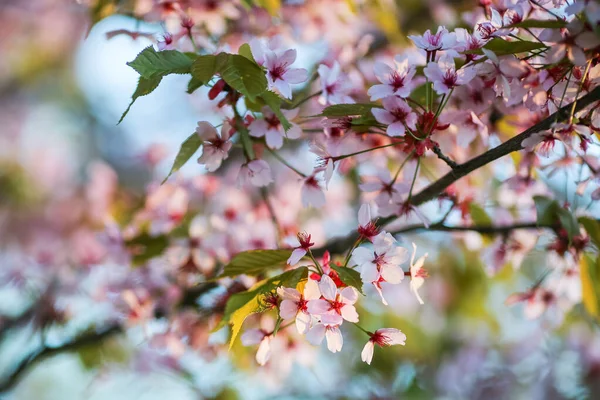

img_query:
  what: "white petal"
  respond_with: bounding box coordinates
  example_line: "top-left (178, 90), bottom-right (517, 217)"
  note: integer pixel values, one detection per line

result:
top-left (325, 327), bottom-right (343, 353)
top-left (295, 311), bottom-right (311, 334)
top-left (256, 336), bottom-right (272, 366)
top-left (303, 279), bottom-right (322, 300)
top-left (341, 305), bottom-right (359, 323)
top-left (306, 324), bottom-right (326, 345)
top-left (287, 248), bottom-right (307, 265)
top-left (319, 275), bottom-right (337, 301)
top-left (279, 299), bottom-right (299, 320)
top-left (361, 340), bottom-right (375, 364)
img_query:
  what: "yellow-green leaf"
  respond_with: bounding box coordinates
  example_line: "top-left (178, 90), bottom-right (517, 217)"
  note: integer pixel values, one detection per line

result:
top-left (580, 254), bottom-right (600, 320)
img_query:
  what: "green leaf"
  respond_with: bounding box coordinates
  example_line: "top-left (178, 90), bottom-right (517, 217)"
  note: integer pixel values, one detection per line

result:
top-left (218, 54), bottom-right (267, 101)
top-left (260, 91), bottom-right (292, 131)
top-left (580, 254), bottom-right (600, 320)
top-left (125, 233), bottom-right (169, 265)
top-left (127, 46), bottom-right (194, 79)
top-left (469, 203), bottom-right (492, 226)
top-left (119, 75), bottom-right (162, 124)
top-left (162, 132), bottom-right (202, 183)
top-left (190, 54), bottom-right (218, 85)
top-left (319, 103), bottom-right (381, 117)
top-left (579, 217), bottom-right (600, 248)
top-left (533, 195), bottom-right (558, 226)
top-left (331, 265), bottom-right (364, 295)
top-left (465, 38), bottom-right (546, 56)
top-left (226, 267), bottom-right (308, 348)
top-left (219, 249), bottom-right (292, 278)
top-left (507, 19), bottom-right (567, 29)
top-left (238, 43), bottom-right (256, 63)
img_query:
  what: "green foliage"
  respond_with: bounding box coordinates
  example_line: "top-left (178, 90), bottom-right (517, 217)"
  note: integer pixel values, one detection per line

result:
top-left (163, 132), bottom-right (202, 183)
top-left (78, 335), bottom-right (130, 370)
top-left (465, 38), bottom-right (547, 56)
top-left (318, 103), bottom-right (381, 117)
top-left (190, 55), bottom-right (218, 84)
top-left (260, 91), bottom-right (292, 131)
top-left (581, 254), bottom-right (600, 320)
top-left (218, 54), bottom-right (267, 101)
top-left (579, 217), bottom-right (600, 248)
top-left (238, 43), bottom-right (256, 62)
top-left (119, 75), bottom-right (162, 123)
top-left (219, 249), bottom-right (293, 278)
top-left (124, 233), bottom-right (169, 265)
top-left (222, 267), bottom-right (308, 348)
top-left (331, 265), bottom-right (364, 294)
top-left (127, 46), bottom-right (194, 79)
top-left (468, 203), bottom-right (492, 226)
top-left (533, 195), bottom-right (579, 242)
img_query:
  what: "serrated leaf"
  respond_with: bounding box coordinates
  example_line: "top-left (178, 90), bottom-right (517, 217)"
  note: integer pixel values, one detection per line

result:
top-left (469, 203), bottom-right (492, 226)
top-left (219, 249), bottom-right (292, 278)
top-left (260, 91), bottom-right (292, 131)
top-left (127, 46), bottom-right (194, 79)
top-left (507, 19), bottom-right (567, 29)
top-left (580, 254), bottom-right (600, 320)
top-left (218, 54), bottom-right (267, 101)
top-left (190, 54), bottom-right (218, 85)
top-left (227, 267), bottom-right (308, 348)
top-left (465, 38), bottom-right (546, 56)
top-left (125, 233), bottom-right (169, 265)
top-left (318, 103), bottom-right (381, 117)
top-left (187, 77), bottom-right (204, 94)
top-left (331, 265), bottom-right (364, 295)
top-left (238, 43), bottom-right (255, 62)
top-left (119, 75), bottom-right (162, 123)
top-left (162, 132), bottom-right (202, 183)
top-left (579, 217), bottom-right (600, 248)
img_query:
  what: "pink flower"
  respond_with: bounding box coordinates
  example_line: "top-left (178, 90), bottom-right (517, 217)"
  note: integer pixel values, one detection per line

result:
top-left (423, 56), bottom-right (475, 95)
top-left (241, 329), bottom-right (272, 366)
top-left (277, 279), bottom-right (321, 334)
top-left (541, 21), bottom-right (600, 66)
top-left (318, 61), bottom-right (354, 105)
top-left (476, 50), bottom-right (528, 101)
top-left (521, 130), bottom-right (557, 156)
top-left (368, 56), bottom-right (417, 100)
top-left (301, 175), bottom-right (326, 208)
top-left (309, 141), bottom-right (336, 189)
top-left (307, 275), bottom-right (359, 325)
top-left (372, 97), bottom-right (418, 137)
top-left (361, 328), bottom-right (406, 365)
top-left (248, 107), bottom-right (301, 149)
top-left (306, 323), bottom-right (343, 353)
top-left (249, 35), bottom-right (285, 66)
top-left (196, 121), bottom-right (233, 172)
top-left (408, 243), bottom-right (428, 305)
top-left (408, 26), bottom-right (457, 54)
top-left (264, 49), bottom-right (308, 99)
top-left (238, 159), bottom-right (273, 187)
top-left (287, 232), bottom-right (315, 265)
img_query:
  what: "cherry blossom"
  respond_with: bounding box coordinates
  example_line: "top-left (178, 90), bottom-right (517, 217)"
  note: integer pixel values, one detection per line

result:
top-left (301, 175), bottom-right (326, 208)
top-left (408, 26), bottom-right (457, 55)
top-left (361, 328), bottom-right (407, 365)
top-left (357, 203), bottom-right (379, 242)
top-left (408, 243), bottom-right (428, 305)
top-left (248, 107), bottom-right (302, 149)
top-left (264, 49), bottom-right (308, 99)
top-left (423, 56), bottom-right (475, 95)
top-left (307, 275), bottom-right (359, 325)
top-left (318, 61), bottom-right (354, 105)
top-left (277, 279), bottom-right (321, 334)
top-left (241, 329), bottom-right (272, 366)
top-left (287, 232), bottom-right (315, 265)
top-left (368, 56), bottom-right (417, 100)
top-left (196, 121), bottom-right (233, 172)
top-left (238, 159), bottom-right (273, 187)
top-left (306, 323), bottom-right (343, 353)
top-left (372, 97), bottom-right (418, 137)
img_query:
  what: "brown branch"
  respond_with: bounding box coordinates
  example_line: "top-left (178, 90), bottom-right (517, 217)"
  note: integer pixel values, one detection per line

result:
top-left (0, 325), bottom-right (122, 393)
top-left (315, 86), bottom-right (600, 256)
top-left (432, 145), bottom-right (459, 169)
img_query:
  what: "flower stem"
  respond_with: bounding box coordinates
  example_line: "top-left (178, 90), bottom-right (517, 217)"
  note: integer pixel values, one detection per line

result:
top-left (407, 156), bottom-right (421, 203)
top-left (332, 142), bottom-right (403, 161)
top-left (267, 148), bottom-right (307, 177)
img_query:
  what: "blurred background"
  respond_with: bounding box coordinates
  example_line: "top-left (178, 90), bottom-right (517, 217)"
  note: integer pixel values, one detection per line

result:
top-left (1, 0), bottom-right (600, 399)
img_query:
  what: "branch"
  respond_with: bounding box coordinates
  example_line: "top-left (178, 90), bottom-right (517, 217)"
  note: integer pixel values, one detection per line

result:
top-left (432, 145), bottom-right (459, 169)
top-left (0, 325), bottom-right (122, 393)
top-left (315, 86), bottom-right (600, 256)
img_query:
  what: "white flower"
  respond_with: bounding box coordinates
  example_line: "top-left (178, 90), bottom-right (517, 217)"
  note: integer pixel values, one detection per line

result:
top-left (306, 323), bottom-right (344, 353)
top-left (277, 279), bottom-right (321, 334)
top-left (361, 328), bottom-right (406, 365)
top-left (241, 329), bottom-right (272, 366)
top-left (238, 159), bottom-right (273, 187)
top-left (264, 49), bottom-right (308, 99)
top-left (248, 107), bottom-right (302, 149)
top-left (372, 97), bottom-right (418, 137)
top-left (408, 243), bottom-right (428, 305)
top-left (408, 26), bottom-right (457, 53)
top-left (318, 61), bottom-right (354, 105)
top-left (352, 231), bottom-right (408, 285)
top-left (307, 275), bottom-right (359, 325)
top-left (423, 56), bottom-right (475, 95)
